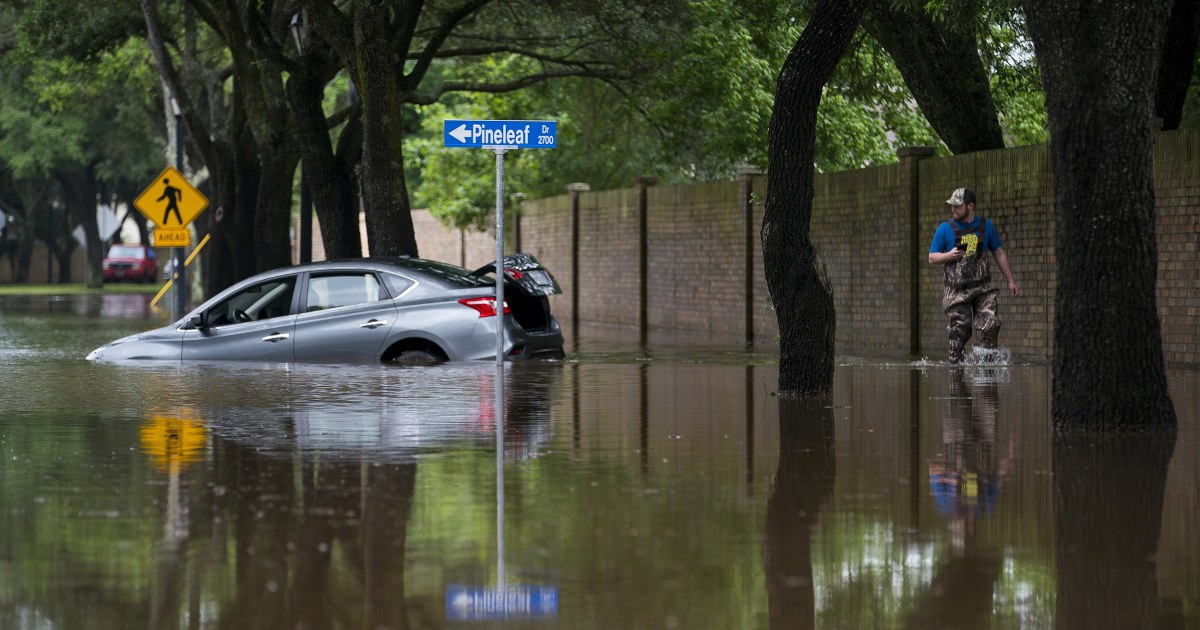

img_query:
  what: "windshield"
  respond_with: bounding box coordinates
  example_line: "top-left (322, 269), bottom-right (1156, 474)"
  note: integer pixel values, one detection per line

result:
top-left (108, 246), bottom-right (149, 259)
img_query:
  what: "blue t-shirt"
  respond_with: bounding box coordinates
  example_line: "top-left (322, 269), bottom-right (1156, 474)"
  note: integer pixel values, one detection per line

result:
top-left (929, 216), bottom-right (1002, 254)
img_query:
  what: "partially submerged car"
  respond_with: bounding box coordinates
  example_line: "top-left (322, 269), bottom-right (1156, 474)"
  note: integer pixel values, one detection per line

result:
top-left (102, 244), bottom-right (158, 283)
top-left (87, 254), bottom-right (564, 363)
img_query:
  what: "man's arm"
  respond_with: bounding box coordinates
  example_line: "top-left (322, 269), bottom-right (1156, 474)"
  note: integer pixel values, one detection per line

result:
top-left (992, 246), bottom-right (1019, 297)
top-left (928, 249), bottom-right (964, 265)
top-left (928, 224), bottom-right (963, 265)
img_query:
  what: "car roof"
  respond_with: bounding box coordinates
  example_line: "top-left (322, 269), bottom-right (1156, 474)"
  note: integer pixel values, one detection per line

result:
top-left (252, 256), bottom-right (492, 289)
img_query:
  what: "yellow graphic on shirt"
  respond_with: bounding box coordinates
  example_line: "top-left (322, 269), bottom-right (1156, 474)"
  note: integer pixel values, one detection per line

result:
top-left (961, 233), bottom-right (980, 257)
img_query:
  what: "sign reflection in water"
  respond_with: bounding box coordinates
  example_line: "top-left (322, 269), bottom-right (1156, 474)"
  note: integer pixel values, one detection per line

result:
top-left (442, 363), bottom-right (559, 621)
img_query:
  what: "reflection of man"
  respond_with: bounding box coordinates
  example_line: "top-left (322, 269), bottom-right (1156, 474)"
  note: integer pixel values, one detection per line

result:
top-left (158, 178), bottom-right (183, 225)
top-left (927, 369), bottom-right (1016, 549)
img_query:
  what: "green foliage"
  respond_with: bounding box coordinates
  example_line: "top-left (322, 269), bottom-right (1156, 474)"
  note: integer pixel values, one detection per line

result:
top-left (978, 11), bottom-right (1048, 145)
top-left (16, 0), bottom-right (146, 60)
top-left (821, 36), bottom-right (945, 169)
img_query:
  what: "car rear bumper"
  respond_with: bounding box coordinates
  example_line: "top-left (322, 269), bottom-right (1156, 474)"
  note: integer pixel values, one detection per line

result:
top-left (508, 318), bottom-right (564, 360)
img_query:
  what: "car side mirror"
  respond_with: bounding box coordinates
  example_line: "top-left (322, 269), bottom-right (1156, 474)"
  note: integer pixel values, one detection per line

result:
top-left (188, 313), bottom-right (209, 331)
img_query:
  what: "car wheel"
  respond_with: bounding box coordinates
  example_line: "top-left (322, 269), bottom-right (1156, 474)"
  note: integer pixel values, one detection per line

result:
top-left (392, 349), bottom-right (444, 365)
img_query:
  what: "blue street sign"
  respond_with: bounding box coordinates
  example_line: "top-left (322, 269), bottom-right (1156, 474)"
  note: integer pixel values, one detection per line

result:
top-left (443, 120), bottom-right (557, 149)
top-left (445, 586), bottom-right (559, 620)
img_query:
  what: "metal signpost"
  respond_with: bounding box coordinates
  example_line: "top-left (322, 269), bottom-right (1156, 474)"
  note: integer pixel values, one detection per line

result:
top-left (442, 119), bottom-right (557, 370)
top-left (443, 119), bottom-right (556, 610)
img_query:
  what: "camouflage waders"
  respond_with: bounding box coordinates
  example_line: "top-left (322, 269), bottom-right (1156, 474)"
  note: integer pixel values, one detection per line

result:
top-left (943, 219), bottom-right (1000, 364)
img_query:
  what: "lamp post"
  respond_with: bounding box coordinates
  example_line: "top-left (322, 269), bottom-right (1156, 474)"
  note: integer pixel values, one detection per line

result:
top-left (171, 97), bottom-right (187, 318)
top-left (290, 12), bottom-right (312, 264)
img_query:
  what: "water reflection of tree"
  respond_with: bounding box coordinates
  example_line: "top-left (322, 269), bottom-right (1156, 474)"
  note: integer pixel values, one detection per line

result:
top-left (211, 438), bottom-right (417, 629)
top-left (907, 368), bottom-right (1015, 629)
top-left (765, 397), bottom-right (835, 629)
top-left (1053, 431), bottom-right (1176, 630)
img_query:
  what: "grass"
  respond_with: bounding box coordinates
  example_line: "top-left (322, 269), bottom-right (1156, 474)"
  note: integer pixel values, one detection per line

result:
top-left (0, 283), bottom-right (163, 296)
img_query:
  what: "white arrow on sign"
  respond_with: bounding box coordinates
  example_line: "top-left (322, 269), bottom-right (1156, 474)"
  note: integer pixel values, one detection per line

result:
top-left (448, 123), bottom-right (471, 143)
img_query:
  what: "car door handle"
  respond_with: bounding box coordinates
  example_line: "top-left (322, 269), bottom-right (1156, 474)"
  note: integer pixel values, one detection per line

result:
top-left (262, 333), bottom-right (290, 343)
top-left (360, 319), bottom-right (388, 329)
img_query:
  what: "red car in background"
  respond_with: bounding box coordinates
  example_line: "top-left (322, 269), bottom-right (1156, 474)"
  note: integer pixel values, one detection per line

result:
top-left (102, 244), bottom-right (158, 283)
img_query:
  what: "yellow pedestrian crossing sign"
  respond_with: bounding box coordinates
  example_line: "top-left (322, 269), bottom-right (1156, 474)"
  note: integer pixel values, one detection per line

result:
top-left (135, 166), bottom-right (208, 229)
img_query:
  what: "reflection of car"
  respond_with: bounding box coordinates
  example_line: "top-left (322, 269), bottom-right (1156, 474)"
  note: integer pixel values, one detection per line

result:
top-left (86, 254), bottom-right (565, 363)
top-left (102, 244), bottom-right (158, 283)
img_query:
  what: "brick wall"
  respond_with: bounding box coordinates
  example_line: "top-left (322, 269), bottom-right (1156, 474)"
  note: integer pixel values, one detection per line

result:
top-left (401, 129), bottom-right (1200, 367)
top-left (1153, 131), bottom-right (1200, 367)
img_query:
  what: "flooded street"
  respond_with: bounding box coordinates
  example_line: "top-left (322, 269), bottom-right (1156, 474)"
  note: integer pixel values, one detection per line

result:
top-left (1, 294), bottom-right (1197, 629)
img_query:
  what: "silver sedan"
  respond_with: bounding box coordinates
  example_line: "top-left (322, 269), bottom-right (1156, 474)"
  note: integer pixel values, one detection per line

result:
top-left (86, 255), bottom-right (564, 363)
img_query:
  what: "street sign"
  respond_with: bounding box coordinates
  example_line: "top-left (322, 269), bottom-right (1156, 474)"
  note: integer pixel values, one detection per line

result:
top-left (443, 120), bottom-right (557, 149)
top-left (445, 586), bottom-right (558, 621)
top-left (134, 166), bottom-right (208, 229)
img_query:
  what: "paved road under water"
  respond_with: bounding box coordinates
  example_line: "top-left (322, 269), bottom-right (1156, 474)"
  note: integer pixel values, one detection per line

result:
top-left (0, 293), bottom-right (1197, 629)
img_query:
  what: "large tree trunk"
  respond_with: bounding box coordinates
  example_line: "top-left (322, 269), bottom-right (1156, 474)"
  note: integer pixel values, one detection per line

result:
top-left (285, 55), bottom-right (362, 260)
top-left (763, 0), bottom-right (865, 397)
top-left (1155, 0), bottom-right (1199, 130)
top-left (1023, 0), bottom-right (1177, 429)
top-left (353, 0), bottom-right (419, 258)
top-left (863, 3), bottom-right (1005, 153)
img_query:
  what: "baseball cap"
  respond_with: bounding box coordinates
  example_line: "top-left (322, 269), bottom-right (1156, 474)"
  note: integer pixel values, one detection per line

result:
top-left (944, 187), bottom-right (975, 206)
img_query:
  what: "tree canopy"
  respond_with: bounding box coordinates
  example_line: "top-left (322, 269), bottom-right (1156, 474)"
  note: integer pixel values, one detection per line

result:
top-left (2, 0), bottom-right (1197, 290)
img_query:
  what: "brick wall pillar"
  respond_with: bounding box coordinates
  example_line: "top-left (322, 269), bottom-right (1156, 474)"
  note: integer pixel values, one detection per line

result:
top-left (567, 182), bottom-right (590, 330)
top-left (635, 176), bottom-right (657, 345)
top-left (738, 166), bottom-right (763, 347)
top-left (897, 147), bottom-right (935, 356)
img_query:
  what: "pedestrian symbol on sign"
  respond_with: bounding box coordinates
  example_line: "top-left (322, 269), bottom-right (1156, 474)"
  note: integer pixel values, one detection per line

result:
top-left (158, 178), bottom-right (184, 225)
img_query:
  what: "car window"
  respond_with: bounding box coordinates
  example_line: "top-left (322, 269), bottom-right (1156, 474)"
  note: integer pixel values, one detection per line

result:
top-left (306, 273), bottom-right (385, 311)
top-left (108, 245), bottom-right (147, 259)
top-left (400, 259), bottom-right (492, 287)
top-left (381, 272), bottom-right (416, 298)
top-left (207, 278), bottom-right (295, 326)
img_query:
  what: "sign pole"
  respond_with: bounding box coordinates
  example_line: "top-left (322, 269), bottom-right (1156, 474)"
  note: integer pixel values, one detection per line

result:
top-left (441, 119), bottom-right (557, 619)
top-left (492, 147), bottom-right (507, 591)
top-left (174, 111), bottom-right (187, 320)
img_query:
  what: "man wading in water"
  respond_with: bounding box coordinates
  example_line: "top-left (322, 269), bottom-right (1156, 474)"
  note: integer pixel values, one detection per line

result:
top-left (928, 188), bottom-right (1019, 364)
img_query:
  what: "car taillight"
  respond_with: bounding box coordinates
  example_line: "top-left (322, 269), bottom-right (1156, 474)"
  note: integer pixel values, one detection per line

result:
top-left (458, 297), bottom-right (511, 317)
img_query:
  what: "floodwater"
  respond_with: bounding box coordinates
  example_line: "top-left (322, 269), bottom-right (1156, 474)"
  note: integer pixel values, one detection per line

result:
top-left (0, 293), bottom-right (1197, 629)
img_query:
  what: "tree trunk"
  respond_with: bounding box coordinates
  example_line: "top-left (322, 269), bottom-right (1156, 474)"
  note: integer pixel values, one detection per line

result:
top-left (763, 0), bottom-right (865, 397)
top-left (60, 164), bottom-right (104, 288)
top-left (1023, 0), bottom-right (1177, 429)
top-left (14, 238), bottom-right (32, 283)
top-left (863, 3), bottom-right (1005, 154)
top-left (353, 0), bottom-right (418, 258)
top-left (53, 241), bottom-right (73, 284)
top-left (1155, 0), bottom-right (1199, 130)
top-left (285, 61), bottom-right (362, 259)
